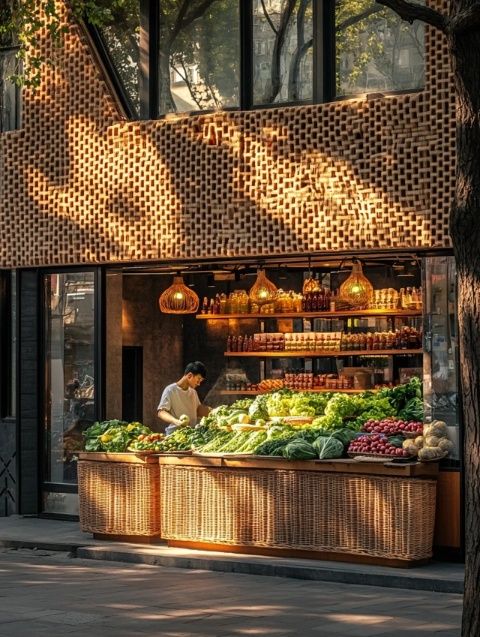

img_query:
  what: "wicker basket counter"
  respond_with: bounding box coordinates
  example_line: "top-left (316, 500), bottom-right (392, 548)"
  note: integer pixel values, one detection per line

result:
top-left (159, 456), bottom-right (439, 566)
top-left (78, 452), bottom-right (161, 541)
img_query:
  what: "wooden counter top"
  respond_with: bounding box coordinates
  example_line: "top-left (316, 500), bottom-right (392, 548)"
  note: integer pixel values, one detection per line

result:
top-left (158, 455), bottom-right (438, 478)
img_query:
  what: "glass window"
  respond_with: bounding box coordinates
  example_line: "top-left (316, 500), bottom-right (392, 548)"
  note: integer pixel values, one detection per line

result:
top-left (252, 0), bottom-right (313, 105)
top-left (44, 273), bottom-right (96, 484)
top-left (423, 256), bottom-right (459, 462)
top-left (0, 48), bottom-right (21, 132)
top-left (96, 1), bottom-right (141, 116)
top-left (335, 0), bottom-right (424, 96)
top-left (159, 0), bottom-right (240, 115)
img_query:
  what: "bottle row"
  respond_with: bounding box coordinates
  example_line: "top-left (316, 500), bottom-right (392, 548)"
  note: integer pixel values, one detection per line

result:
top-left (225, 327), bottom-right (423, 353)
top-left (200, 286), bottom-right (422, 315)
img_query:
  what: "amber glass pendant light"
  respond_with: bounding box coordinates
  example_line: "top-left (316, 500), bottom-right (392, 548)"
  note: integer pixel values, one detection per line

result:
top-left (159, 275), bottom-right (200, 314)
top-left (249, 268), bottom-right (278, 306)
top-left (339, 260), bottom-right (373, 309)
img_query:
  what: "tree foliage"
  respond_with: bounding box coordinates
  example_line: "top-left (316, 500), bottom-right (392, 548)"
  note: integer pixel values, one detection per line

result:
top-left (0, 0), bottom-right (424, 107)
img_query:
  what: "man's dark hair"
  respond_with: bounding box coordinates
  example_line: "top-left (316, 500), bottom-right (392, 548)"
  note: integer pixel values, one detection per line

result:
top-left (184, 361), bottom-right (207, 379)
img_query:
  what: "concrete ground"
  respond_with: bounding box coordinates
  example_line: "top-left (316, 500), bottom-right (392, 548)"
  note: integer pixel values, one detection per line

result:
top-left (0, 547), bottom-right (462, 637)
top-left (0, 516), bottom-right (465, 594)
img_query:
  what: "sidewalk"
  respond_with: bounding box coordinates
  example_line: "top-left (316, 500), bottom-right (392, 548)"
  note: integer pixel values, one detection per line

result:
top-left (0, 515), bottom-right (464, 594)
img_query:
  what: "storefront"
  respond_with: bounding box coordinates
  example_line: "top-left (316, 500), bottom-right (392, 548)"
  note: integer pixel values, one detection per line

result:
top-left (0, 251), bottom-right (461, 557)
top-left (0, 0), bottom-right (461, 561)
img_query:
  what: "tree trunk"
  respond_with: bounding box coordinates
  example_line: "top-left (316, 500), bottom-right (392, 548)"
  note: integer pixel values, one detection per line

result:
top-left (448, 29), bottom-right (480, 637)
top-left (159, 43), bottom-right (176, 115)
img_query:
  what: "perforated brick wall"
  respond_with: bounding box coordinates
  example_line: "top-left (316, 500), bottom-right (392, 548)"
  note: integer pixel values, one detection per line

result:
top-left (0, 2), bottom-right (455, 268)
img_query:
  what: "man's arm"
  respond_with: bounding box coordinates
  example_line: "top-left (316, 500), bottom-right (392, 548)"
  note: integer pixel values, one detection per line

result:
top-left (157, 409), bottom-right (182, 427)
top-left (197, 404), bottom-right (211, 418)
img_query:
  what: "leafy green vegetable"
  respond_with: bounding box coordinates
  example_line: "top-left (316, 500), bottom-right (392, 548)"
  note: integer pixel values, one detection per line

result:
top-left (248, 395), bottom-right (270, 421)
top-left (312, 435), bottom-right (344, 459)
top-left (399, 397), bottom-right (424, 421)
top-left (282, 440), bottom-right (317, 460)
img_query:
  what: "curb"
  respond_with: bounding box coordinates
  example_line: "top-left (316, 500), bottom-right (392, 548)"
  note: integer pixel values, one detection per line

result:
top-left (75, 546), bottom-right (464, 594)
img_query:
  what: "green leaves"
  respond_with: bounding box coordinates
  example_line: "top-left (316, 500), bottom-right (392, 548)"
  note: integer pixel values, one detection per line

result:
top-left (0, 0), bottom-right (121, 87)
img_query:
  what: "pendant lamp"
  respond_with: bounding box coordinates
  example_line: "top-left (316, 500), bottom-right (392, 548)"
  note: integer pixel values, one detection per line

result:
top-left (339, 260), bottom-right (373, 309)
top-left (249, 268), bottom-right (278, 306)
top-left (159, 275), bottom-right (199, 314)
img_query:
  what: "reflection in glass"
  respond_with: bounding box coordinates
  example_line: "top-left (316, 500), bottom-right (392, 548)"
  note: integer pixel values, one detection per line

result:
top-left (0, 49), bottom-right (21, 132)
top-left (44, 273), bottom-right (96, 484)
top-left (335, 0), bottom-right (424, 96)
top-left (253, 0), bottom-right (313, 105)
top-left (96, 0), bottom-right (141, 116)
top-left (423, 257), bottom-right (459, 460)
top-left (159, 0), bottom-right (240, 115)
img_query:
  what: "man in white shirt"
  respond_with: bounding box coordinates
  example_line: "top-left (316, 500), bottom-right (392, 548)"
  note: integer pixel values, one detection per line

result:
top-left (157, 361), bottom-right (210, 432)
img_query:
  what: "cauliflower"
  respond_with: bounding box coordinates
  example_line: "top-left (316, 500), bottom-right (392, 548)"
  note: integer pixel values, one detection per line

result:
top-left (438, 438), bottom-right (454, 454)
top-left (425, 435), bottom-right (441, 447)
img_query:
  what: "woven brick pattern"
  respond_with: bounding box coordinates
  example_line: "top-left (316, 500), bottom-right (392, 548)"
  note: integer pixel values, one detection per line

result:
top-left (160, 464), bottom-right (437, 561)
top-left (78, 459), bottom-right (161, 536)
top-left (0, 1), bottom-right (454, 268)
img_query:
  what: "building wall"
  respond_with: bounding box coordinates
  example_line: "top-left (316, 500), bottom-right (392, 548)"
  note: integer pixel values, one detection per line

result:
top-left (0, 2), bottom-right (454, 269)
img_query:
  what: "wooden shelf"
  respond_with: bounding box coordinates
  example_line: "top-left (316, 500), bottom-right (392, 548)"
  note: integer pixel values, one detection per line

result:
top-left (219, 388), bottom-right (373, 395)
top-left (224, 349), bottom-right (423, 358)
top-left (196, 310), bottom-right (422, 320)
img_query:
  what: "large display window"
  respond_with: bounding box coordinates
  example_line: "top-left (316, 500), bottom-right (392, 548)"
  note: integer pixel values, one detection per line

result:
top-left (43, 272), bottom-right (97, 513)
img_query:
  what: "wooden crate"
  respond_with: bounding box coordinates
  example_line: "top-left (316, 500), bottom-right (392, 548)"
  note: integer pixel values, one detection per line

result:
top-left (78, 452), bottom-right (161, 539)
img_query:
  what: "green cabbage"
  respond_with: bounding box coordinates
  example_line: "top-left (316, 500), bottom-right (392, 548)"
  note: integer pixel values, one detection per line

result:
top-left (312, 436), bottom-right (344, 459)
top-left (282, 440), bottom-right (317, 461)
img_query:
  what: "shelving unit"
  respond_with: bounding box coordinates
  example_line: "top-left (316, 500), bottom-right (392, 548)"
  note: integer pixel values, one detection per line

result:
top-left (219, 388), bottom-right (376, 396)
top-left (208, 308), bottom-right (423, 396)
top-left (197, 310), bottom-right (422, 320)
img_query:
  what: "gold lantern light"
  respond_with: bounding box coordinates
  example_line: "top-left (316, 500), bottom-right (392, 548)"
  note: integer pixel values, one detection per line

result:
top-left (159, 275), bottom-right (199, 314)
top-left (302, 258), bottom-right (320, 294)
top-left (249, 268), bottom-right (278, 307)
top-left (339, 260), bottom-right (373, 309)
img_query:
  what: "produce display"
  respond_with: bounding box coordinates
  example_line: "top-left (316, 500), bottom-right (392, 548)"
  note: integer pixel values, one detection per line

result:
top-left (83, 420), bottom-right (153, 452)
top-left (402, 420), bottom-right (454, 461)
top-left (362, 418), bottom-right (423, 436)
top-left (82, 379), bottom-right (453, 464)
top-left (347, 434), bottom-right (410, 458)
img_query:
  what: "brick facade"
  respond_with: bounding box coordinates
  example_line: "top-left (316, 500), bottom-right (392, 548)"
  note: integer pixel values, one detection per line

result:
top-left (0, 2), bottom-right (455, 268)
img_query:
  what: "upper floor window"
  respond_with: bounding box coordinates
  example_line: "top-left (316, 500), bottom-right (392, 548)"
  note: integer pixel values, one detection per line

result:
top-left (253, 0), bottom-right (313, 106)
top-left (335, 0), bottom-right (424, 97)
top-left (159, 0), bottom-right (240, 115)
top-left (88, 0), bottom-right (424, 119)
top-left (0, 48), bottom-right (21, 132)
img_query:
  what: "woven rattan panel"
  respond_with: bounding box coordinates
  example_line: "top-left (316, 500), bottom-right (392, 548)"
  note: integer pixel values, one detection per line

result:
top-left (161, 465), bottom-right (437, 561)
top-left (0, 2), bottom-right (454, 268)
top-left (78, 460), bottom-right (161, 536)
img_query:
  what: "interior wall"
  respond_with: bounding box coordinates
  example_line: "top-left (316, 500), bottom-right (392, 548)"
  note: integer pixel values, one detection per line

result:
top-left (105, 272), bottom-right (123, 420)
top-left (122, 275), bottom-right (183, 430)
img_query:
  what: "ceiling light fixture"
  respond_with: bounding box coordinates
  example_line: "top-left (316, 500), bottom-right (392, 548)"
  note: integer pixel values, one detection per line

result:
top-left (159, 274), bottom-right (199, 314)
top-left (339, 259), bottom-right (373, 309)
top-left (249, 267), bottom-right (278, 306)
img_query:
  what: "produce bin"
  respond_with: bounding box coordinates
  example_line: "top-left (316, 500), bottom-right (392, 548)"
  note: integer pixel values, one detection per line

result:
top-left (160, 456), bottom-right (438, 566)
top-left (78, 452), bottom-right (161, 540)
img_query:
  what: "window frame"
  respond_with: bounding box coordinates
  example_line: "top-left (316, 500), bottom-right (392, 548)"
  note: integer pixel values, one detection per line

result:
top-left (84, 0), bottom-right (424, 120)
